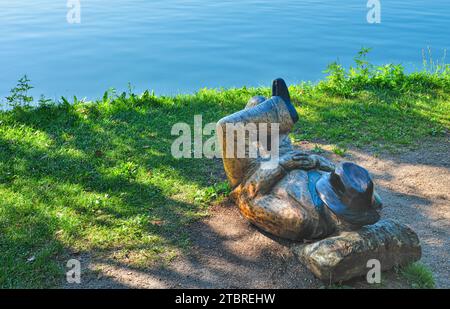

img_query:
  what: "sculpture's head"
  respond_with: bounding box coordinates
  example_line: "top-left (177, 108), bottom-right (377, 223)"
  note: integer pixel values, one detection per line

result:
top-left (316, 162), bottom-right (382, 228)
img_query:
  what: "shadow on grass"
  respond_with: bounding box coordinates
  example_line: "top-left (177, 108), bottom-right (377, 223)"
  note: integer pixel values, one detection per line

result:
top-left (0, 98), bottom-right (233, 287)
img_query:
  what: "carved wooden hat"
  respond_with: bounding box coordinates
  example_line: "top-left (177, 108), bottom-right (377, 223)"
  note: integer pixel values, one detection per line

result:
top-left (316, 162), bottom-right (380, 226)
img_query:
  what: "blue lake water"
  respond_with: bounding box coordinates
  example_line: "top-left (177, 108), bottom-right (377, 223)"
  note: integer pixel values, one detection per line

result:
top-left (1, 0), bottom-right (449, 101)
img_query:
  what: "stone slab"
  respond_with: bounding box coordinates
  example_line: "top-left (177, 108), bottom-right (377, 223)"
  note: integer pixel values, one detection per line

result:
top-left (291, 219), bottom-right (421, 283)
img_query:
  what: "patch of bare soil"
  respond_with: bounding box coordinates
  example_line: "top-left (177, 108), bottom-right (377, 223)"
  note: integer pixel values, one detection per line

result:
top-left (68, 138), bottom-right (449, 289)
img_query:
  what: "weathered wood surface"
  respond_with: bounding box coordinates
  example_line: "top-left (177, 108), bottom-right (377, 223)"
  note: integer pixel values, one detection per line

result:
top-left (292, 219), bottom-right (421, 283)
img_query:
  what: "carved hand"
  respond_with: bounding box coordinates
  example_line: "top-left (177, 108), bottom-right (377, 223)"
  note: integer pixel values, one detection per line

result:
top-left (310, 154), bottom-right (336, 172)
top-left (279, 151), bottom-right (318, 171)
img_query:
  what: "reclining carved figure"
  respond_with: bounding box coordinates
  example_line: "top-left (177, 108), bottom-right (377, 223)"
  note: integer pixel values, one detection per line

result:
top-left (217, 78), bottom-right (383, 241)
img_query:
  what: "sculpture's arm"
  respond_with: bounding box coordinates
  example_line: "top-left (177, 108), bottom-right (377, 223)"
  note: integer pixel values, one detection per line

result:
top-left (243, 164), bottom-right (287, 198)
top-left (310, 154), bottom-right (336, 172)
top-left (243, 151), bottom-right (317, 197)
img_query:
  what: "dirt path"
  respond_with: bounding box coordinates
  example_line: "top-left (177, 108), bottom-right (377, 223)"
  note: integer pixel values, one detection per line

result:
top-left (69, 139), bottom-right (449, 289)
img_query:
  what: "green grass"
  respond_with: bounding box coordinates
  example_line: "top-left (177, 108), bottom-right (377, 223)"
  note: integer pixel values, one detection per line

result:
top-left (331, 145), bottom-right (347, 157)
top-left (1, 50), bottom-right (449, 287)
top-left (399, 262), bottom-right (436, 289)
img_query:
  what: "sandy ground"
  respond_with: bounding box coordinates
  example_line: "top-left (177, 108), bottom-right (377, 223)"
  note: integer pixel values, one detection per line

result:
top-left (66, 138), bottom-right (449, 289)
